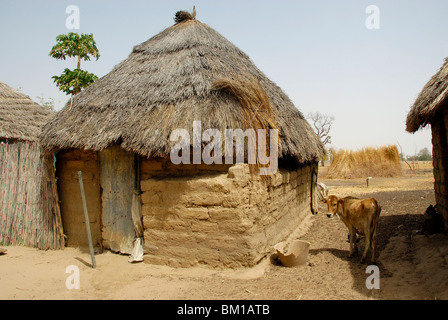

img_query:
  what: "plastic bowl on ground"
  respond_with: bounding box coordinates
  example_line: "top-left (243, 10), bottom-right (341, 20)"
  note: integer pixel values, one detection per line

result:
top-left (274, 240), bottom-right (311, 267)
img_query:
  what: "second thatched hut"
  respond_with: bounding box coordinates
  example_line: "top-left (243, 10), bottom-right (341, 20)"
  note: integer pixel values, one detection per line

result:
top-left (0, 81), bottom-right (64, 249)
top-left (407, 57), bottom-right (448, 230)
top-left (41, 11), bottom-right (324, 267)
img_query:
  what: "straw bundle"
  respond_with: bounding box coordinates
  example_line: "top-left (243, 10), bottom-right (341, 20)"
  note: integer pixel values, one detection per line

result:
top-left (211, 76), bottom-right (277, 131)
top-left (211, 76), bottom-right (278, 175)
top-left (326, 145), bottom-right (402, 179)
top-left (174, 8), bottom-right (196, 24)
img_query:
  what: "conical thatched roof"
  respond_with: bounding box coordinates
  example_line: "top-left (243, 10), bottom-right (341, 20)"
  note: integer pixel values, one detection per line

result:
top-left (41, 12), bottom-right (324, 163)
top-left (407, 57), bottom-right (448, 133)
top-left (0, 82), bottom-right (55, 142)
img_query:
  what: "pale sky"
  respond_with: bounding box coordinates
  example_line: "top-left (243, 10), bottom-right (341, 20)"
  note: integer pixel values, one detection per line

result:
top-left (1, 0), bottom-right (448, 157)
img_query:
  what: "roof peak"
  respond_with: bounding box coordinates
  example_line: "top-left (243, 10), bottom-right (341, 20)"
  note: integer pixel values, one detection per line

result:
top-left (174, 6), bottom-right (197, 24)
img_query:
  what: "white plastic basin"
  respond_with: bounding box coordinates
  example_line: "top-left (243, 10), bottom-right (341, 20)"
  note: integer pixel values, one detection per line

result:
top-left (274, 240), bottom-right (311, 267)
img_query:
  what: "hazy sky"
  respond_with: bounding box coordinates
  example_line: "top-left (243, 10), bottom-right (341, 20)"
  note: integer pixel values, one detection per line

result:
top-left (1, 0), bottom-right (448, 156)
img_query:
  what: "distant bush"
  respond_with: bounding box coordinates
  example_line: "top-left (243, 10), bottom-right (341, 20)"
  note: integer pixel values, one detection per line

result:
top-left (406, 147), bottom-right (432, 162)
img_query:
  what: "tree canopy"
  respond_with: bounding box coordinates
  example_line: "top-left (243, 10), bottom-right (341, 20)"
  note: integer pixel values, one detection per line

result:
top-left (49, 32), bottom-right (100, 69)
top-left (49, 32), bottom-right (100, 95)
top-left (51, 68), bottom-right (98, 96)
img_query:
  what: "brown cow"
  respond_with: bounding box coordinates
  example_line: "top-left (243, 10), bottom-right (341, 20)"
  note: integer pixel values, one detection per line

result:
top-left (326, 195), bottom-right (381, 263)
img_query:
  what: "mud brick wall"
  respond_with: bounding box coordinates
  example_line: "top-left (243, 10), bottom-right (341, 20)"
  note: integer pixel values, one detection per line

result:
top-left (431, 107), bottom-right (448, 229)
top-left (141, 158), bottom-right (315, 268)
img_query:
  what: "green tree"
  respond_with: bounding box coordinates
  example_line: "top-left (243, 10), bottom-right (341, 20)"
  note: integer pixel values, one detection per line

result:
top-left (49, 32), bottom-right (100, 95)
top-left (417, 147), bottom-right (432, 161)
top-left (51, 68), bottom-right (98, 96)
top-left (406, 147), bottom-right (432, 161)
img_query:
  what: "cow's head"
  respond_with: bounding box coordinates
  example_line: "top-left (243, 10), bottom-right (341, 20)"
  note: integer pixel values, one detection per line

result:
top-left (325, 195), bottom-right (342, 218)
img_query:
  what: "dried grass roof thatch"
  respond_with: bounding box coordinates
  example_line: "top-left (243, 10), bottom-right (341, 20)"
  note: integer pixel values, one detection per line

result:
top-left (0, 81), bottom-right (55, 142)
top-left (406, 57), bottom-right (448, 133)
top-left (41, 12), bottom-right (324, 163)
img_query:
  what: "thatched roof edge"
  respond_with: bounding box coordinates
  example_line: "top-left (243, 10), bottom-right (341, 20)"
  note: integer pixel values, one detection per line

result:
top-left (406, 57), bottom-right (448, 133)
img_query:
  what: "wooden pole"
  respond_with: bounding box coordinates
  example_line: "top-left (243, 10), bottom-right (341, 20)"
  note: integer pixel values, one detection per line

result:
top-left (78, 171), bottom-right (96, 268)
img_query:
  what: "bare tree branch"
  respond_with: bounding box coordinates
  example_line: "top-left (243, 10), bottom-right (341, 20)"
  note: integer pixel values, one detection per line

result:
top-left (397, 142), bottom-right (415, 177)
top-left (307, 112), bottom-right (335, 146)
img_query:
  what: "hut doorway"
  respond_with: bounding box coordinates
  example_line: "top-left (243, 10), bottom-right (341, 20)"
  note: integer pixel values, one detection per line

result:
top-left (56, 149), bottom-right (102, 248)
top-left (99, 146), bottom-right (136, 254)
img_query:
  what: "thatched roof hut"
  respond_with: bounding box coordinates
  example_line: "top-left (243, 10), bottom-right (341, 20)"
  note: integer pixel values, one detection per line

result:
top-left (40, 11), bottom-right (324, 267)
top-left (406, 57), bottom-right (448, 230)
top-left (41, 13), bottom-right (323, 162)
top-left (0, 81), bottom-right (64, 249)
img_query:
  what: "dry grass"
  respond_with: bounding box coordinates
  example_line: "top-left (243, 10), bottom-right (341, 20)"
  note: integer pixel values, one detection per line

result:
top-left (326, 145), bottom-right (402, 179)
top-left (319, 161), bottom-right (434, 197)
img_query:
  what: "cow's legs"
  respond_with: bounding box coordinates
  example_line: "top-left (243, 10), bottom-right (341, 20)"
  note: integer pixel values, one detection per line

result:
top-left (348, 226), bottom-right (357, 257)
top-left (361, 230), bottom-right (371, 263)
top-left (370, 237), bottom-right (376, 263)
top-left (370, 223), bottom-right (378, 263)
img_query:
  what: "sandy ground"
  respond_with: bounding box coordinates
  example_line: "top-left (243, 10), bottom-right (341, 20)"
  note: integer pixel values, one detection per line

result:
top-left (1, 162), bottom-right (448, 300)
